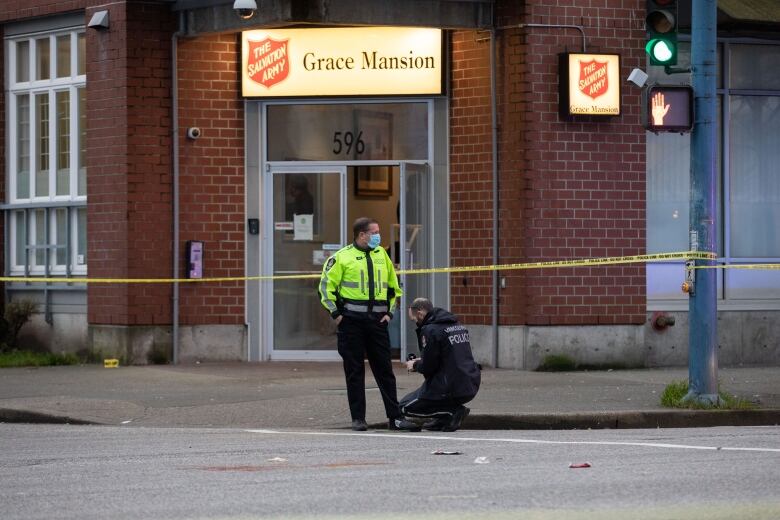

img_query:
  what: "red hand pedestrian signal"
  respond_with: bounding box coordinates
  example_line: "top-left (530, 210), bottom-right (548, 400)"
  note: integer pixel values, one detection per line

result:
top-left (644, 85), bottom-right (693, 133)
top-left (651, 91), bottom-right (670, 126)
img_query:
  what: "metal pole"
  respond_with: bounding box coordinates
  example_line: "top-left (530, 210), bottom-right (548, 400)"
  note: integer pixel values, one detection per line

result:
top-left (171, 12), bottom-right (185, 365)
top-left (490, 28), bottom-right (499, 368)
top-left (686, 0), bottom-right (718, 404)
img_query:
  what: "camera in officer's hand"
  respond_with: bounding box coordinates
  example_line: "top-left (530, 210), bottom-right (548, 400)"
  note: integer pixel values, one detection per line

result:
top-left (405, 353), bottom-right (417, 372)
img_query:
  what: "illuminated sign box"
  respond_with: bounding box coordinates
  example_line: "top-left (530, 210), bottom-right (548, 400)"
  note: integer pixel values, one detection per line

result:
top-left (241, 27), bottom-right (443, 98)
top-left (644, 85), bottom-right (694, 133)
top-left (559, 53), bottom-right (621, 117)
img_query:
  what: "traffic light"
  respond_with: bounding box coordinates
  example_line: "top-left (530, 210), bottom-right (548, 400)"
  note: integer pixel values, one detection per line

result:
top-left (644, 85), bottom-right (693, 133)
top-left (645, 0), bottom-right (678, 66)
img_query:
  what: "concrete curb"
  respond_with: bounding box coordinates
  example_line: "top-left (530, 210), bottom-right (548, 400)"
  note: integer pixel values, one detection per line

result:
top-left (464, 409), bottom-right (780, 430)
top-left (4, 407), bottom-right (780, 430)
top-left (368, 409), bottom-right (780, 431)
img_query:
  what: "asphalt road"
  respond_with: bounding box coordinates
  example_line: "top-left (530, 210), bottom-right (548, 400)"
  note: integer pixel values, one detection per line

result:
top-left (2, 424), bottom-right (780, 519)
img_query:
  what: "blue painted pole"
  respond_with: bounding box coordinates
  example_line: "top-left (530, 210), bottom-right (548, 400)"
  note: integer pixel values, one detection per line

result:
top-left (687, 0), bottom-right (718, 403)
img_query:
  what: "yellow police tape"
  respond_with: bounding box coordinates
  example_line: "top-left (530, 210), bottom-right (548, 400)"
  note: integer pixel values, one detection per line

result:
top-left (0, 250), bottom-right (728, 284)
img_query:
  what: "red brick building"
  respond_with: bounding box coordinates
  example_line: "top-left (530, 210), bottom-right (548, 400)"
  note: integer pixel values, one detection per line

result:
top-left (2, 0), bottom-right (779, 367)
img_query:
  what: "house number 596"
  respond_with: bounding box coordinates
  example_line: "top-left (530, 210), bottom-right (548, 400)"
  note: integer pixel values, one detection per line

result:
top-left (332, 131), bottom-right (365, 155)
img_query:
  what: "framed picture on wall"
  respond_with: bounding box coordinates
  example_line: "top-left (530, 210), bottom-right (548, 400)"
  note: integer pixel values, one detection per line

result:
top-left (354, 166), bottom-right (392, 198)
top-left (354, 110), bottom-right (393, 160)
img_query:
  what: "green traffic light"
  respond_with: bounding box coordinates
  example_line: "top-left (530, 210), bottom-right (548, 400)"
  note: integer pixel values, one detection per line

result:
top-left (646, 38), bottom-right (676, 65)
top-left (645, 1), bottom-right (678, 66)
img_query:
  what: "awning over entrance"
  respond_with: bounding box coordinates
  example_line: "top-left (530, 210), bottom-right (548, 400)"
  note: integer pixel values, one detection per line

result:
top-left (717, 0), bottom-right (780, 39)
top-left (718, 0), bottom-right (780, 24)
top-left (674, 0), bottom-right (780, 39)
top-left (169, 0), bottom-right (494, 36)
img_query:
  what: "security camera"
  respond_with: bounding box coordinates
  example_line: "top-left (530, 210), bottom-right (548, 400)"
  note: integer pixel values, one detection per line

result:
top-left (627, 68), bottom-right (649, 88)
top-left (233, 0), bottom-right (257, 20)
top-left (186, 127), bottom-right (201, 140)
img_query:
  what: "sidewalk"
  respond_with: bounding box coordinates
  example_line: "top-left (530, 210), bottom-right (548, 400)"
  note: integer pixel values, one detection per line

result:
top-left (1, 362), bottom-right (779, 429)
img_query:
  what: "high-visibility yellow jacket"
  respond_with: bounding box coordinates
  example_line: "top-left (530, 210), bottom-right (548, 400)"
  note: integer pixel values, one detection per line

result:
top-left (319, 243), bottom-right (402, 319)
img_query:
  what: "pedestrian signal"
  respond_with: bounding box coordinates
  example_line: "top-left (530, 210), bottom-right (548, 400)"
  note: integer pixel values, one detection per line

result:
top-left (644, 85), bottom-right (693, 133)
top-left (646, 0), bottom-right (678, 66)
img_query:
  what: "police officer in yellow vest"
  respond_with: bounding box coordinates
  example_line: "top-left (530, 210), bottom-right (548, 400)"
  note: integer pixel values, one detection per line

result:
top-left (320, 217), bottom-right (421, 432)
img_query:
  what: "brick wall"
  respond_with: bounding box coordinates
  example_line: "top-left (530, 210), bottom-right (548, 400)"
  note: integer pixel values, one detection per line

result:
top-left (176, 34), bottom-right (245, 325)
top-left (449, 31), bottom-right (495, 326)
top-left (5, 0), bottom-right (645, 330)
top-left (85, 1), bottom-right (128, 323)
top-left (450, 0), bottom-right (646, 326)
top-left (87, 2), bottom-right (175, 325)
top-left (125, 2), bottom-right (175, 324)
top-left (3, 2), bottom-right (245, 327)
top-left (0, 1), bottom-right (86, 22)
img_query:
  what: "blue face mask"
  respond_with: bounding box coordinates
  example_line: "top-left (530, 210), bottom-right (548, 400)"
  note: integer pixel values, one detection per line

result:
top-left (367, 233), bottom-right (381, 249)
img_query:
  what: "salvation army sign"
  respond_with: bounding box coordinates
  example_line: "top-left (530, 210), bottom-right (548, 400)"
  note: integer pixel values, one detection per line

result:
top-left (241, 27), bottom-right (443, 98)
top-left (559, 53), bottom-right (621, 117)
top-left (578, 59), bottom-right (609, 99)
top-left (246, 37), bottom-right (289, 88)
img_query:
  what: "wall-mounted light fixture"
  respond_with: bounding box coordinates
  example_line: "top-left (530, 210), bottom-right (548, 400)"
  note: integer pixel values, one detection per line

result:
top-left (627, 68), bottom-right (649, 88)
top-left (88, 10), bottom-right (110, 30)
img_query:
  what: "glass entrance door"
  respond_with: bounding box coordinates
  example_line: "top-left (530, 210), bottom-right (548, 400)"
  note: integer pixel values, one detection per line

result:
top-left (266, 166), bottom-right (345, 359)
top-left (400, 162), bottom-right (431, 360)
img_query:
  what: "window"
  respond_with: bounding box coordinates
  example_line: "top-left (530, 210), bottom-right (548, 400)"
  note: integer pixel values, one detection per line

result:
top-left (647, 41), bottom-right (780, 303)
top-left (266, 102), bottom-right (429, 161)
top-left (6, 27), bottom-right (86, 276)
top-left (729, 95), bottom-right (780, 258)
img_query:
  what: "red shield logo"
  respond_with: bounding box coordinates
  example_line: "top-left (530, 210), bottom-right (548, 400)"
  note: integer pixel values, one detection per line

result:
top-left (578, 59), bottom-right (609, 99)
top-left (247, 37), bottom-right (290, 89)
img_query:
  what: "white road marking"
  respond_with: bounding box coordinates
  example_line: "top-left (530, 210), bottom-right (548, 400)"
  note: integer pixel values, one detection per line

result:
top-left (244, 429), bottom-right (780, 454)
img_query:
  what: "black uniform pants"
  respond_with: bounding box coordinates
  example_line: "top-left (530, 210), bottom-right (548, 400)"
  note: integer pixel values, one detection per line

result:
top-left (400, 386), bottom-right (473, 420)
top-left (337, 315), bottom-right (400, 421)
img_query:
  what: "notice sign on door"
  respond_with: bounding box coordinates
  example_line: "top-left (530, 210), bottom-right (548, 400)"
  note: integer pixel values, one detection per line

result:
top-left (241, 27), bottom-right (442, 98)
top-left (293, 214), bottom-right (313, 241)
top-left (559, 53), bottom-right (621, 117)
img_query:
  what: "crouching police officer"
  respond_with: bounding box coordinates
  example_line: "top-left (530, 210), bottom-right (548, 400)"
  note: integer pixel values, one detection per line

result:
top-left (401, 298), bottom-right (481, 431)
top-left (320, 217), bottom-right (420, 432)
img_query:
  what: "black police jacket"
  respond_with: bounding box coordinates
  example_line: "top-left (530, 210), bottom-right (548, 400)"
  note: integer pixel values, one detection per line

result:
top-left (412, 308), bottom-right (481, 401)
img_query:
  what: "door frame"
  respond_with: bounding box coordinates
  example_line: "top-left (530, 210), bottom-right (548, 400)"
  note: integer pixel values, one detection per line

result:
top-left (262, 164), bottom-right (347, 361)
top-left (252, 96), bottom-right (444, 361)
top-left (398, 161), bottom-right (431, 362)
top-left (261, 161), bottom-right (433, 361)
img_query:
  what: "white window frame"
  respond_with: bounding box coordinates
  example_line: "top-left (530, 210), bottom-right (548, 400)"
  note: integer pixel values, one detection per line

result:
top-left (5, 25), bottom-right (86, 277)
